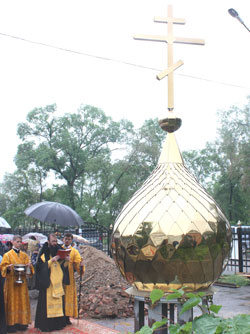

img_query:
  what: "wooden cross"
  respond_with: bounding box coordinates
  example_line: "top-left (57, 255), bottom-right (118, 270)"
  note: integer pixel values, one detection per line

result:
top-left (134, 5), bottom-right (205, 111)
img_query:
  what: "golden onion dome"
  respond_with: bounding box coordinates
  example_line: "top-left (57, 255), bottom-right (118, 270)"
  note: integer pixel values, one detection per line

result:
top-left (111, 130), bottom-right (232, 292)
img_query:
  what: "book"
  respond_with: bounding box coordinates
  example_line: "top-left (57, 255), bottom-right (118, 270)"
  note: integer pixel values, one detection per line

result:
top-left (56, 249), bottom-right (71, 259)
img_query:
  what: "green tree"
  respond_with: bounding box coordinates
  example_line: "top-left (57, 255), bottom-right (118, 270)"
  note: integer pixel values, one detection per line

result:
top-left (183, 96), bottom-right (250, 223)
top-left (126, 118), bottom-right (166, 188)
top-left (0, 170), bottom-right (41, 227)
top-left (15, 104), bottom-right (134, 212)
top-left (213, 99), bottom-right (250, 222)
top-left (2, 99), bottom-right (249, 228)
top-left (2, 105), bottom-right (166, 228)
top-left (182, 142), bottom-right (218, 193)
top-left (73, 118), bottom-right (165, 226)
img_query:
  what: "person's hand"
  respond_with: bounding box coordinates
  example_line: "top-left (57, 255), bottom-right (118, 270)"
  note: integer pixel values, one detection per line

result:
top-left (80, 260), bottom-right (84, 267)
top-left (65, 255), bottom-right (70, 261)
top-left (51, 255), bottom-right (60, 262)
top-left (26, 262), bottom-right (32, 268)
top-left (7, 264), bottom-right (14, 270)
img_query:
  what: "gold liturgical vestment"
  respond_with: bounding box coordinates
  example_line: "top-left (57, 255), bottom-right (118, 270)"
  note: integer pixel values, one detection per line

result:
top-left (0, 249), bottom-right (34, 326)
top-left (40, 254), bottom-right (65, 318)
top-left (63, 246), bottom-right (84, 318)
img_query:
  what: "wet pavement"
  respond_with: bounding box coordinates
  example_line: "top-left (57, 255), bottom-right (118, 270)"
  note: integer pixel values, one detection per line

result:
top-left (28, 284), bottom-right (250, 333)
top-left (89, 285), bottom-right (250, 333)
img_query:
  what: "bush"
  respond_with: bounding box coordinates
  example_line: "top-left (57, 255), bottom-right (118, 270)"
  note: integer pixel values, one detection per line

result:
top-left (130, 287), bottom-right (250, 334)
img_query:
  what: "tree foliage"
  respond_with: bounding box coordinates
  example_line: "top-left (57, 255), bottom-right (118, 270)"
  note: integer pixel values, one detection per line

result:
top-left (0, 98), bottom-right (249, 228)
top-left (0, 170), bottom-right (41, 228)
top-left (183, 96), bottom-right (250, 223)
top-left (1, 104), bottom-right (163, 227)
top-left (15, 104), bottom-right (134, 212)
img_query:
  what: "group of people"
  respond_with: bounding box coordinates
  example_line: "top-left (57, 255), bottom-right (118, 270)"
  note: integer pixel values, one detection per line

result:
top-left (0, 232), bottom-right (85, 333)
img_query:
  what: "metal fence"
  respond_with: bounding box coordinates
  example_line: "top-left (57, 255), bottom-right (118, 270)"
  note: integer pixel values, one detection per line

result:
top-left (226, 225), bottom-right (250, 273)
top-left (7, 222), bottom-right (112, 257)
top-left (3, 224), bottom-right (250, 272)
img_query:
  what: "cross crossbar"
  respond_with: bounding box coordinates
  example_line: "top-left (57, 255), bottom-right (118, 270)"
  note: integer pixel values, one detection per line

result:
top-left (133, 5), bottom-right (204, 110)
top-left (154, 16), bottom-right (186, 24)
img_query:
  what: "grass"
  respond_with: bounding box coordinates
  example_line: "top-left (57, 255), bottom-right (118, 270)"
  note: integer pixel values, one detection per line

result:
top-left (218, 274), bottom-right (250, 287)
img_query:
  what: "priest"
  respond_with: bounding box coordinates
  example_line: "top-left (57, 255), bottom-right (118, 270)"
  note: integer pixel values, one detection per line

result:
top-left (62, 233), bottom-right (85, 323)
top-left (0, 235), bottom-right (34, 333)
top-left (35, 233), bottom-right (70, 332)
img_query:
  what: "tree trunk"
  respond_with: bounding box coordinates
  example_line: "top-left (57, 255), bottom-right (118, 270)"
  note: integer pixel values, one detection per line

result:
top-left (229, 182), bottom-right (234, 221)
top-left (68, 182), bottom-right (75, 210)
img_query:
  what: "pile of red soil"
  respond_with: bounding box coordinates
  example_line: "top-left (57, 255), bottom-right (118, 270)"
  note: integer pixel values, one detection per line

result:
top-left (76, 245), bottom-right (134, 319)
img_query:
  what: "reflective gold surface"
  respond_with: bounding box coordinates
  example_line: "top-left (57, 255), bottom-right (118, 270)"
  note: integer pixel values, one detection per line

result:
top-left (159, 115), bottom-right (182, 133)
top-left (111, 133), bottom-right (232, 292)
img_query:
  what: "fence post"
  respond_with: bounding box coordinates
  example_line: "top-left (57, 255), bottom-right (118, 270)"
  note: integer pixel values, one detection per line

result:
top-left (108, 224), bottom-right (113, 257)
top-left (237, 223), bottom-right (243, 273)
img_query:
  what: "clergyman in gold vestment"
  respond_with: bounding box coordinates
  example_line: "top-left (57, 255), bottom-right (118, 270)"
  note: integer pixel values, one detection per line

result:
top-left (0, 235), bottom-right (34, 333)
top-left (63, 233), bottom-right (85, 323)
top-left (35, 233), bottom-right (70, 332)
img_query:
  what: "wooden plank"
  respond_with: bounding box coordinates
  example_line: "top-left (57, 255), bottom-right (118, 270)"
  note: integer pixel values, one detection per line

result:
top-left (167, 5), bottom-right (174, 110)
top-left (236, 272), bottom-right (250, 279)
top-left (214, 281), bottom-right (239, 288)
top-left (154, 16), bottom-right (185, 24)
top-left (157, 60), bottom-right (184, 80)
top-left (133, 34), bottom-right (167, 43)
top-left (175, 37), bottom-right (205, 45)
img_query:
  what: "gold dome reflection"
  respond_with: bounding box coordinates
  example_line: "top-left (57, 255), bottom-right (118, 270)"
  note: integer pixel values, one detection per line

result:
top-left (111, 133), bottom-right (232, 292)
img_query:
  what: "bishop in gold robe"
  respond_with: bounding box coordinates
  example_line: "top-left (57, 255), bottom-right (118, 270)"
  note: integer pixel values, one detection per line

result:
top-left (63, 233), bottom-right (85, 322)
top-left (0, 235), bottom-right (34, 333)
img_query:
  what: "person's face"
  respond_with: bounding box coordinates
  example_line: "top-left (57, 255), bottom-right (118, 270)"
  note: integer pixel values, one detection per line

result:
top-left (48, 236), bottom-right (57, 247)
top-left (12, 238), bottom-right (22, 249)
top-left (63, 236), bottom-right (73, 247)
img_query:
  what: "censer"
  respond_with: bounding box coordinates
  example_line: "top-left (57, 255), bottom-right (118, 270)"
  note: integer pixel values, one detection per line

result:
top-left (14, 264), bottom-right (26, 284)
top-left (111, 5), bottom-right (232, 292)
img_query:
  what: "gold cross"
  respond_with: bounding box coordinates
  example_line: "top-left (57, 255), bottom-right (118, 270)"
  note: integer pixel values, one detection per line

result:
top-left (134, 5), bottom-right (205, 111)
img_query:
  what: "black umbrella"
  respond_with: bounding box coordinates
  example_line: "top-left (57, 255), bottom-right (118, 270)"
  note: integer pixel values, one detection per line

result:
top-left (24, 201), bottom-right (83, 227)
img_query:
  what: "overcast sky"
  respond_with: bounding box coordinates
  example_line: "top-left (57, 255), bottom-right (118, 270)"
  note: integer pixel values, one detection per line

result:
top-left (0, 0), bottom-right (249, 182)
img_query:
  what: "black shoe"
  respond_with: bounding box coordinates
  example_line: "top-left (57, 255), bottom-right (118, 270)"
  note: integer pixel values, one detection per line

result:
top-left (16, 324), bottom-right (28, 331)
top-left (7, 325), bottom-right (17, 333)
top-left (65, 316), bottom-right (72, 325)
